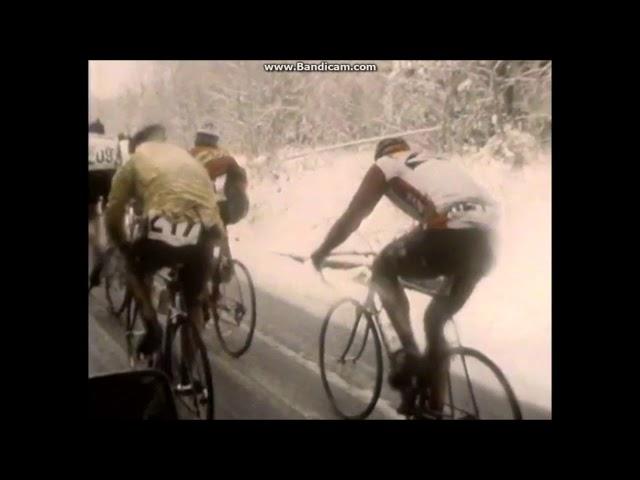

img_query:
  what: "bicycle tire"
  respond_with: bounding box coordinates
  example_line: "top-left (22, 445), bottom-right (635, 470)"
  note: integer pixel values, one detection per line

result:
top-left (431, 346), bottom-right (523, 420)
top-left (319, 298), bottom-right (383, 420)
top-left (212, 259), bottom-right (257, 358)
top-left (164, 319), bottom-right (215, 420)
top-left (121, 294), bottom-right (145, 368)
top-left (105, 271), bottom-right (129, 318)
top-left (125, 294), bottom-right (139, 333)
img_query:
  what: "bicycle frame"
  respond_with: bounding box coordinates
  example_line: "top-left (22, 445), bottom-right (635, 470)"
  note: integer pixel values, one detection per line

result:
top-left (334, 271), bottom-right (483, 419)
top-left (334, 287), bottom-right (392, 366)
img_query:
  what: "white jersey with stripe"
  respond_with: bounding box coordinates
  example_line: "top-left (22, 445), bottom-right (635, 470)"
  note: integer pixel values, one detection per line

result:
top-left (375, 151), bottom-right (498, 229)
top-left (89, 133), bottom-right (120, 172)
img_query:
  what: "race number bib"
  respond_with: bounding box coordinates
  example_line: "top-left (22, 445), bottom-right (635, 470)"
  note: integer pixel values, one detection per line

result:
top-left (446, 203), bottom-right (498, 228)
top-left (89, 135), bottom-right (119, 171)
top-left (147, 215), bottom-right (202, 247)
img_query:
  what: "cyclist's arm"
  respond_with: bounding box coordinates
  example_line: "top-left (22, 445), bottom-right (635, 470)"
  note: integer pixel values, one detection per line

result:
top-left (105, 160), bottom-right (136, 249)
top-left (311, 165), bottom-right (387, 266)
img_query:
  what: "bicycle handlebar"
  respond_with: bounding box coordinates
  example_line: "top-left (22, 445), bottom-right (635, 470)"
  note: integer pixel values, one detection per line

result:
top-left (274, 251), bottom-right (448, 297)
top-left (273, 252), bottom-right (372, 271)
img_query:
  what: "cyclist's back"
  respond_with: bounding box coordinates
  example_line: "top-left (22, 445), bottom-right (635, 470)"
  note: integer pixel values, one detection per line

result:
top-left (190, 121), bottom-right (249, 226)
top-left (123, 141), bottom-right (222, 229)
top-left (105, 124), bottom-right (224, 358)
top-left (375, 150), bottom-right (497, 230)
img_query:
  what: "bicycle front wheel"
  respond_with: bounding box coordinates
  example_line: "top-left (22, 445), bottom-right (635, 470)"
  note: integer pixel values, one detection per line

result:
top-left (212, 260), bottom-right (257, 358)
top-left (433, 346), bottom-right (523, 420)
top-left (319, 298), bottom-right (383, 420)
top-left (164, 319), bottom-right (215, 420)
top-left (104, 250), bottom-right (129, 318)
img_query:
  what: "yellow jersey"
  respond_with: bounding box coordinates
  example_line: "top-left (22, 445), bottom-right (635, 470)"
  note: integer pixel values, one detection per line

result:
top-left (105, 142), bottom-right (223, 246)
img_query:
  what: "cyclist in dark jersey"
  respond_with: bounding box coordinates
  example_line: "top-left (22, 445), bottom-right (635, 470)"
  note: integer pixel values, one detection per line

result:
top-left (190, 121), bottom-right (249, 226)
top-left (190, 122), bottom-right (249, 282)
top-left (311, 137), bottom-right (498, 415)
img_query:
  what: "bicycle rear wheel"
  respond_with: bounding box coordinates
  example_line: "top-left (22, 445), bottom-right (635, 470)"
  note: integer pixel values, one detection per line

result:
top-left (319, 298), bottom-right (383, 420)
top-left (123, 296), bottom-right (144, 368)
top-left (164, 318), bottom-right (215, 420)
top-left (212, 260), bottom-right (257, 358)
top-left (419, 347), bottom-right (522, 420)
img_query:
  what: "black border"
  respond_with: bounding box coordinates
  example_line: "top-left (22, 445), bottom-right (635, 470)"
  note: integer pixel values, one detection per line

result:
top-left (47, 45), bottom-right (564, 445)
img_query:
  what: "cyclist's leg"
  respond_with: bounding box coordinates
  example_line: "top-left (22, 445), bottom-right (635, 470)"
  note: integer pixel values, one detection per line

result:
top-left (423, 273), bottom-right (479, 412)
top-left (371, 228), bottom-right (436, 383)
top-left (88, 203), bottom-right (98, 255)
top-left (88, 173), bottom-right (101, 283)
top-left (126, 239), bottom-right (168, 356)
top-left (89, 209), bottom-right (100, 288)
top-left (88, 171), bottom-right (115, 288)
top-left (371, 228), bottom-right (447, 414)
top-left (421, 228), bottom-right (495, 412)
top-left (88, 203), bottom-right (109, 289)
top-left (211, 210), bottom-right (232, 282)
top-left (219, 231), bottom-right (233, 282)
top-left (179, 228), bottom-right (218, 375)
top-left (371, 255), bottom-right (418, 357)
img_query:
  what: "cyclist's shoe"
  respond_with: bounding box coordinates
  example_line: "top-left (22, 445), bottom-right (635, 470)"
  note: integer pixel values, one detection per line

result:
top-left (416, 357), bottom-right (432, 391)
top-left (397, 387), bottom-right (418, 417)
top-left (136, 322), bottom-right (163, 359)
top-left (388, 348), bottom-right (421, 390)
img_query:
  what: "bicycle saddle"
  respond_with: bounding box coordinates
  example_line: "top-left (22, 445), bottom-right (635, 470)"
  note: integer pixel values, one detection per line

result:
top-left (399, 276), bottom-right (453, 297)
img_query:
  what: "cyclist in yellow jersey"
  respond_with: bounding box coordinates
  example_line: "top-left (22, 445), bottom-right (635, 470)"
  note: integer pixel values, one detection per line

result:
top-left (105, 124), bottom-right (225, 358)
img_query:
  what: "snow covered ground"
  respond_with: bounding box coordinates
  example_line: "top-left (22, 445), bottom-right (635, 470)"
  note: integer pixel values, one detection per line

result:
top-left (229, 146), bottom-right (551, 412)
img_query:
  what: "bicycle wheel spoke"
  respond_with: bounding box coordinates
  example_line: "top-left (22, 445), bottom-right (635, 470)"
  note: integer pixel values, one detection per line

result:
top-left (212, 261), bottom-right (256, 358)
top-left (338, 312), bottom-right (364, 361)
top-left (460, 354), bottom-right (481, 418)
top-left (447, 370), bottom-right (455, 419)
top-left (351, 323), bottom-right (370, 361)
top-left (187, 365), bottom-right (202, 418)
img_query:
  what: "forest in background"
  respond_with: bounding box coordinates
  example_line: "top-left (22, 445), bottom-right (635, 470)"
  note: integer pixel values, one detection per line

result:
top-left (90, 60), bottom-right (551, 169)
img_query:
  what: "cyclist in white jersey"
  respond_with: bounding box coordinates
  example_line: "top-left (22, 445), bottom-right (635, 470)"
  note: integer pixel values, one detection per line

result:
top-left (88, 119), bottom-right (122, 290)
top-left (311, 137), bottom-right (498, 415)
